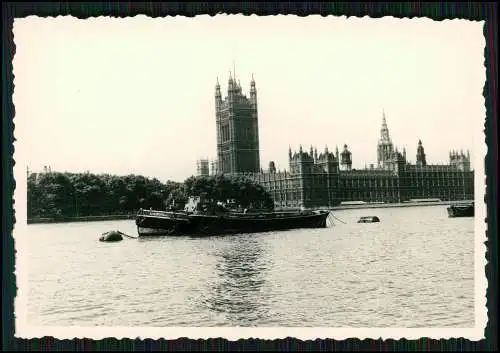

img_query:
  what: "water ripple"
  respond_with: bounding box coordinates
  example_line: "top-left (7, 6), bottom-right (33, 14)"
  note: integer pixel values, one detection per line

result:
top-left (26, 206), bottom-right (475, 327)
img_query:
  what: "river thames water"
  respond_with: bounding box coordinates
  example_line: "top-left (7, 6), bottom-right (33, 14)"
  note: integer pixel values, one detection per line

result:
top-left (23, 205), bottom-right (475, 327)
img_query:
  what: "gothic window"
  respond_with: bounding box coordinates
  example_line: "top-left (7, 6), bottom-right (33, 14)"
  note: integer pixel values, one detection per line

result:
top-left (222, 124), bottom-right (230, 142)
top-left (240, 124), bottom-right (248, 141)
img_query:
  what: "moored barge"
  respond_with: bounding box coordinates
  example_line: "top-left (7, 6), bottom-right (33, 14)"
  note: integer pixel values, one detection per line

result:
top-left (135, 197), bottom-right (330, 236)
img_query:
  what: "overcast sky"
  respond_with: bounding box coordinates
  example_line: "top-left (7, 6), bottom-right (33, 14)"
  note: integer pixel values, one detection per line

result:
top-left (13, 15), bottom-right (485, 183)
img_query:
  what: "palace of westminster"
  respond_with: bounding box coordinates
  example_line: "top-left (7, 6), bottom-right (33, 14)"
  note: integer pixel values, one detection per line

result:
top-left (195, 73), bottom-right (474, 209)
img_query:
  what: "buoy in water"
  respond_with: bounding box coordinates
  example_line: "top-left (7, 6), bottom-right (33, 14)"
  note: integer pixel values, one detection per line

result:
top-left (99, 230), bottom-right (124, 242)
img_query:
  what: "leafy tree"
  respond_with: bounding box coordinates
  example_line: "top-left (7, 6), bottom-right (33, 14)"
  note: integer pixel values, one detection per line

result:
top-left (26, 170), bottom-right (275, 219)
top-left (27, 171), bottom-right (187, 218)
top-left (183, 173), bottom-right (274, 211)
top-left (165, 186), bottom-right (188, 210)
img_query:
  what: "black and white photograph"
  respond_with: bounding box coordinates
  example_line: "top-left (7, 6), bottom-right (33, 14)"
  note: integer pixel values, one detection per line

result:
top-left (12, 14), bottom-right (487, 340)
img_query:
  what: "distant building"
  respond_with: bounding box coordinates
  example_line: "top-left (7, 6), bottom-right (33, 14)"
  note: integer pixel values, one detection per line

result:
top-left (200, 73), bottom-right (474, 209)
top-left (196, 159), bottom-right (210, 176)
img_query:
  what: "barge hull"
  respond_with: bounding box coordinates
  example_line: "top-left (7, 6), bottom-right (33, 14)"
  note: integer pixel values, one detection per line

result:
top-left (136, 211), bottom-right (330, 237)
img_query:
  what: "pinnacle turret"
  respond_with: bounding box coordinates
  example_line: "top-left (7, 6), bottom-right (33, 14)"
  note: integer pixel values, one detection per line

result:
top-left (416, 139), bottom-right (427, 167)
top-left (340, 144), bottom-right (352, 171)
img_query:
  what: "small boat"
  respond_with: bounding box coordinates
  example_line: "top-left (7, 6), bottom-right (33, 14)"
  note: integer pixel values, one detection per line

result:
top-left (135, 197), bottom-right (331, 237)
top-left (357, 216), bottom-right (380, 223)
top-left (447, 202), bottom-right (474, 218)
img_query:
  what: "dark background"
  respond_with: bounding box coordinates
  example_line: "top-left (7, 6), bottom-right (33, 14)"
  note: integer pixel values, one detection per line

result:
top-left (2, 2), bottom-right (498, 351)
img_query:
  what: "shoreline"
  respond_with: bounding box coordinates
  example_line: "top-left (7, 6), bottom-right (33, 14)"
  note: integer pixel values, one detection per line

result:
top-left (27, 214), bottom-right (136, 224)
top-left (27, 200), bottom-right (473, 224)
top-left (328, 200), bottom-right (473, 211)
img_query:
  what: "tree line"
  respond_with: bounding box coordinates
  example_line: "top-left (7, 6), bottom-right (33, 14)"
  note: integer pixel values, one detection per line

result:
top-left (184, 174), bottom-right (274, 210)
top-left (27, 172), bottom-right (185, 218)
top-left (27, 171), bottom-right (273, 219)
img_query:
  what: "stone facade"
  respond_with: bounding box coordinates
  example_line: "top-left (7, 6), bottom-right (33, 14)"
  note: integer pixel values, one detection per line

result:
top-left (228, 146), bottom-right (473, 209)
top-left (206, 74), bottom-right (474, 209)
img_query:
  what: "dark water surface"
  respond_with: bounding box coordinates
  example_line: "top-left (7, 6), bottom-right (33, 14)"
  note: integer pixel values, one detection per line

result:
top-left (25, 205), bottom-right (474, 327)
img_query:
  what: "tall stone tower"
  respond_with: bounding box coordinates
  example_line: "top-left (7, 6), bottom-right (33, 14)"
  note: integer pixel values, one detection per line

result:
top-left (215, 73), bottom-right (260, 174)
top-left (377, 111), bottom-right (395, 169)
top-left (340, 144), bottom-right (353, 171)
top-left (416, 139), bottom-right (427, 167)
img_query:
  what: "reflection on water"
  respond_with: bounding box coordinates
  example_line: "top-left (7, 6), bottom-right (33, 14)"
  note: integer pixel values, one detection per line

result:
top-left (202, 235), bottom-right (270, 325)
top-left (24, 205), bottom-right (475, 327)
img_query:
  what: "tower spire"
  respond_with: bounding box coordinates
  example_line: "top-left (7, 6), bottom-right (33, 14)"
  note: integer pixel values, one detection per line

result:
top-left (380, 110), bottom-right (391, 142)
